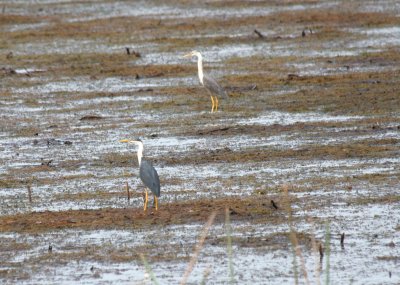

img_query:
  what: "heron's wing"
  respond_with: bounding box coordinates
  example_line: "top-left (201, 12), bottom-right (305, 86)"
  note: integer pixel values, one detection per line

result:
top-left (140, 159), bottom-right (160, 197)
top-left (203, 74), bottom-right (228, 98)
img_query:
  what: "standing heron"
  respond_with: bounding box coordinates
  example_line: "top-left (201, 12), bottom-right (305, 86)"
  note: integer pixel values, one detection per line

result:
top-left (120, 139), bottom-right (160, 211)
top-left (183, 50), bottom-right (228, 112)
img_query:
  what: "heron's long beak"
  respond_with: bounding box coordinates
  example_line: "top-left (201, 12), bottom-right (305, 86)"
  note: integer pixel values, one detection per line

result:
top-left (120, 139), bottom-right (141, 144)
top-left (183, 53), bottom-right (192, 58)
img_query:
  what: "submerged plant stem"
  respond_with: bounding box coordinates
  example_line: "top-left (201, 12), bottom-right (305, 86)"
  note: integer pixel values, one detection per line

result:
top-left (225, 207), bottom-right (235, 284)
top-left (324, 222), bottom-right (331, 285)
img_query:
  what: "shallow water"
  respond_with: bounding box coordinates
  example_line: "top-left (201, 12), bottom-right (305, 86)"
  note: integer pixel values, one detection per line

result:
top-left (11, 76), bottom-right (191, 94)
top-left (1, 201), bottom-right (399, 284)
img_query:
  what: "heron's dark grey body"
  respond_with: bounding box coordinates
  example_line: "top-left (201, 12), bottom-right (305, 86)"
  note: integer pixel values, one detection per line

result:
top-left (139, 159), bottom-right (160, 197)
top-left (202, 74), bottom-right (228, 98)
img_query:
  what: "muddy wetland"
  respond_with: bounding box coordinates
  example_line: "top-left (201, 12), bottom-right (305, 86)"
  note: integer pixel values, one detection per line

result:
top-left (1, 0), bottom-right (400, 284)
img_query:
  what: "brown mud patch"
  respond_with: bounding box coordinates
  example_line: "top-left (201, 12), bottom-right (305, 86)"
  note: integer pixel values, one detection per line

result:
top-left (3, 53), bottom-right (192, 78)
top-left (158, 138), bottom-right (399, 165)
top-left (0, 196), bottom-right (289, 233)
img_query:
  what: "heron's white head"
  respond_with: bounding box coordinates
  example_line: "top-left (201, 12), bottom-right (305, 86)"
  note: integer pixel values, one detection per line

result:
top-left (183, 50), bottom-right (204, 84)
top-left (120, 138), bottom-right (144, 165)
top-left (183, 50), bottom-right (202, 59)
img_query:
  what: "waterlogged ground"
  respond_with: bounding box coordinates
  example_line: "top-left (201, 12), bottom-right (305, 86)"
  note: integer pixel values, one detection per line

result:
top-left (1, 0), bottom-right (400, 284)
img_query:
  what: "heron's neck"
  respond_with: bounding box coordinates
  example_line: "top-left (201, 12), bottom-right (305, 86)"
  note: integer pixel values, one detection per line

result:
top-left (136, 143), bottom-right (143, 166)
top-left (196, 54), bottom-right (204, 84)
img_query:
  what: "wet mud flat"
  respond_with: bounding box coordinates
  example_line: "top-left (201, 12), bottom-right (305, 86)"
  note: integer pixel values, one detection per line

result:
top-left (1, 0), bottom-right (400, 284)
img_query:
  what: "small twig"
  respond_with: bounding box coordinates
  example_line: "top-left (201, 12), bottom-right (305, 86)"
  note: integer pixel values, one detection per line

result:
top-left (126, 181), bottom-right (130, 202)
top-left (254, 29), bottom-right (264, 38)
top-left (126, 48), bottom-right (141, 57)
top-left (302, 28), bottom-right (313, 37)
top-left (287, 73), bottom-right (301, 80)
top-left (319, 243), bottom-right (324, 263)
top-left (27, 185), bottom-right (32, 203)
top-left (340, 232), bottom-right (345, 249)
top-left (225, 84), bottom-right (257, 92)
top-left (271, 199), bottom-right (278, 210)
top-left (180, 211), bottom-right (217, 285)
top-left (23, 67), bottom-right (31, 77)
top-left (132, 50), bottom-right (141, 57)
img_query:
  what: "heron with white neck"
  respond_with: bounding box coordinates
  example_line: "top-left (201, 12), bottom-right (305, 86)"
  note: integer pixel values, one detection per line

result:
top-left (120, 139), bottom-right (160, 211)
top-left (183, 50), bottom-right (228, 112)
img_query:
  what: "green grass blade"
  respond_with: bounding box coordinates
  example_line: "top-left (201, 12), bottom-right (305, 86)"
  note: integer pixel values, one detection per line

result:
top-left (199, 266), bottom-right (211, 285)
top-left (140, 253), bottom-right (160, 285)
top-left (290, 232), bottom-right (299, 285)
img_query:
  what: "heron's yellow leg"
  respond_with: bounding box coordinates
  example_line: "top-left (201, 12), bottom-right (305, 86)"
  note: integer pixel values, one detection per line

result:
top-left (210, 95), bottom-right (215, 112)
top-left (214, 96), bottom-right (219, 112)
top-left (154, 196), bottom-right (158, 211)
top-left (144, 189), bottom-right (148, 211)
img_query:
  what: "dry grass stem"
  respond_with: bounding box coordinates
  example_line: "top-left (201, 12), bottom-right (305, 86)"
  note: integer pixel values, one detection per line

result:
top-left (283, 184), bottom-right (310, 285)
top-left (180, 211), bottom-right (217, 285)
top-left (308, 218), bottom-right (321, 285)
